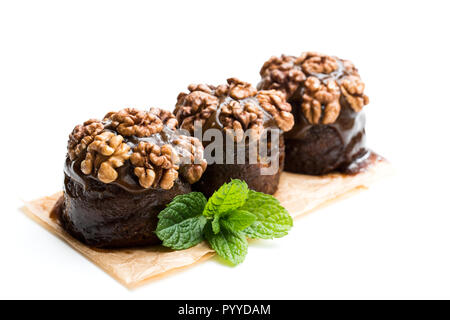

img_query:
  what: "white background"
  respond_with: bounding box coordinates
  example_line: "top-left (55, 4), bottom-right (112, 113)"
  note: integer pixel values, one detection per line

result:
top-left (1, 0), bottom-right (449, 299)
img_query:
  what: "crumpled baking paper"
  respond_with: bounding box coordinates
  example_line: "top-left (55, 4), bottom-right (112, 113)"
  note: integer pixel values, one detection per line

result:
top-left (21, 158), bottom-right (392, 289)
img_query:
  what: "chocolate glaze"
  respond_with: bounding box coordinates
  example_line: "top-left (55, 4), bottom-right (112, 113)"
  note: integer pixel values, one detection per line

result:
top-left (285, 99), bottom-right (367, 175)
top-left (193, 134), bottom-right (285, 197)
top-left (281, 58), bottom-right (368, 175)
top-left (213, 97), bottom-right (278, 130)
top-left (290, 58), bottom-right (349, 103)
top-left (62, 123), bottom-right (196, 248)
top-left (342, 150), bottom-right (383, 175)
top-left (194, 97), bottom-right (285, 196)
top-left (62, 171), bottom-right (191, 248)
top-left (64, 125), bottom-right (196, 193)
top-left (49, 195), bottom-right (64, 220)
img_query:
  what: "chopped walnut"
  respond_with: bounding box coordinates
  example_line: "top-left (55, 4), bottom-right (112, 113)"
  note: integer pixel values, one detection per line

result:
top-left (174, 136), bottom-right (208, 184)
top-left (258, 55), bottom-right (306, 97)
top-left (149, 107), bottom-right (178, 130)
top-left (130, 142), bottom-right (180, 190)
top-left (81, 131), bottom-right (131, 184)
top-left (67, 119), bottom-right (104, 160)
top-left (258, 52), bottom-right (369, 124)
top-left (256, 90), bottom-right (294, 131)
top-left (104, 108), bottom-right (163, 137)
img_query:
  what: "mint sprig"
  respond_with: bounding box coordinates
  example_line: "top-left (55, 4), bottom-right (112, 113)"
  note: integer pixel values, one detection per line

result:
top-left (156, 180), bottom-right (293, 265)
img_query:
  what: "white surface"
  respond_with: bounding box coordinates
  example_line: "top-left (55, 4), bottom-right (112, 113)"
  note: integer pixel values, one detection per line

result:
top-left (1, 0), bottom-right (449, 299)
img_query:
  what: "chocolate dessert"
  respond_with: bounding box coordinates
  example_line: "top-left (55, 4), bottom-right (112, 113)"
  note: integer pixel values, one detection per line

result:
top-left (258, 52), bottom-right (370, 175)
top-left (174, 78), bottom-right (294, 196)
top-left (61, 108), bottom-right (207, 248)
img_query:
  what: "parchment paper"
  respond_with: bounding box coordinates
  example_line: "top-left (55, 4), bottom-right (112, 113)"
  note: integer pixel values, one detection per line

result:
top-left (21, 158), bottom-right (393, 289)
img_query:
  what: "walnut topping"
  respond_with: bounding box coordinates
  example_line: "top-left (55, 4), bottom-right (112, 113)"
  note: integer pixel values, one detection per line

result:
top-left (302, 77), bottom-right (340, 125)
top-left (130, 142), bottom-right (180, 190)
top-left (256, 90), bottom-right (294, 131)
top-left (175, 90), bottom-right (219, 133)
top-left (174, 136), bottom-right (208, 184)
top-left (67, 108), bottom-right (206, 189)
top-left (175, 78), bottom-right (294, 136)
top-left (80, 131), bottom-right (131, 184)
top-left (340, 75), bottom-right (369, 112)
top-left (296, 52), bottom-right (339, 74)
top-left (258, 55), bottom-right (306, 97)
top-left (219, 100), bottom-right (264, 141)
top-left (258, 52), bottom-right (369, 124)
top-left (67, 119), bottom-right (104, 160)
top-left (227, 78), bottom-right (257, 100)
top-left (187, 83), bottom-right (215, 94)
top-left (104, 108), bottom-right (163, 137)
top-left (149, 107), bottom-right (178, 130)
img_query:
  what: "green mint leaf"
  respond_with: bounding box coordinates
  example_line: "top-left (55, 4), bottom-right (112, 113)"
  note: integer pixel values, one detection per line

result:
top-left (205, 222), bottom-right (248, 265)
top-left (212, 209), bottom-right (256, 234)
top-left (203, 179), bottom-right (249, 217)
top-left (221, 210), bottom-right (256, 232)
top-left (240, 190), bottom-right (293, 239)
top-left (212, 214), bottom-right (221, 234)
top-left (156, 192), bottom-right (208, 250)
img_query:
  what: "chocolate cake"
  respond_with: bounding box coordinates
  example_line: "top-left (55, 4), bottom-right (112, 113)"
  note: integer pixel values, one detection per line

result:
top-left (258, 52), bottom-right (370, 175)
top-left (174, 78), bottom-right (294, 196)
top-left (61, 108), bottom-right (207, 248)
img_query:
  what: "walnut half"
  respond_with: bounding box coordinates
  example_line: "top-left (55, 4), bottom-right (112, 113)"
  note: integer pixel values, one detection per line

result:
top-left (258, 55), bottom-right (306, 97)
top-left (340, 75), bottom-right (369, 112)
top-left (149, 107), bottom-right (178, 130)
top-left (174, 135), bottom-right (208, 184)
top-left (257, 90), bottom-right (294, 131)
top-left (67, 119), bottom-right (104, 160)
top-left (130, 142), bottom-right (180, 190)
top-left (301, 77), bottom-right (341, 125)
top-left (174, 89), bottom-right (219, 133)
top-left (296, 52), bottom-right (339, 75)
top-left (104, 108), bottom-right (163, 137)
top-left (81, 131), bottom-right (131, 184)
top-left (227, 77), bottom-right (257, 100)
top-left (219, 99), bottom-right (264, 142)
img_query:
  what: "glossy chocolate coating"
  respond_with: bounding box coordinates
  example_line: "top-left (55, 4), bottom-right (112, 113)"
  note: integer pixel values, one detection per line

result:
top-left (62, 155), bottom-right (191, 248)
top-left (194, 98), bottom-right (285, 195)
top-left (61, 121), bottom-right (196, 248)
top-left (260, 54), bottom-right (369, 175)
top-left (193, 135), bottom-right (285, 197)
top-left (285, 98), bottom-right (367, 175)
